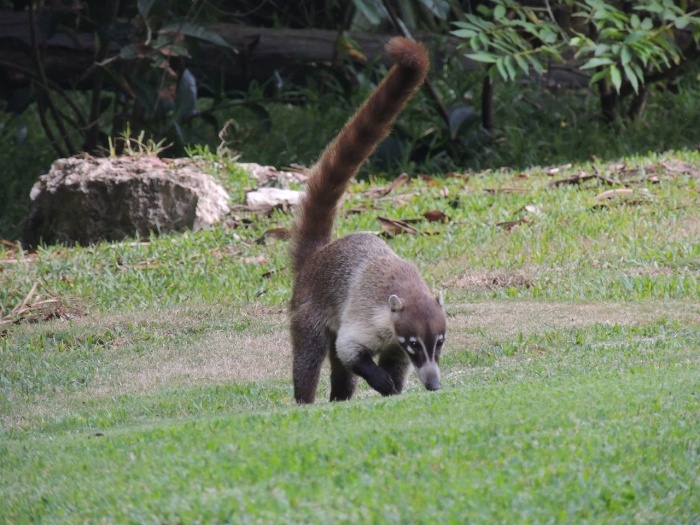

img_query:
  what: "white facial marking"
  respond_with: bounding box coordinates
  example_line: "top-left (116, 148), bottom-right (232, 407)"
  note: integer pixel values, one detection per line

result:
top-left (404, 336), bottom-right (415, 354)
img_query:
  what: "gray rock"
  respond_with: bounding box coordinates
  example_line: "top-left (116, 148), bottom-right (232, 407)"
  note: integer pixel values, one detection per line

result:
top-left (22, 156), bottom-right (230, 248)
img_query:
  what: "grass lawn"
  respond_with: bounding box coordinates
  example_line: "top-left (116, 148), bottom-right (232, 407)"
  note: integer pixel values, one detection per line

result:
top-left (1, 151), bottom-right (699, 523)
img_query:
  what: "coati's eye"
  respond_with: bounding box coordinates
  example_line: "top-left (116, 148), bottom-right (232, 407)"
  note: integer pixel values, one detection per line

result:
top-left (435, 336), bottom-right (445, 354)
top-left (405, 339), bottom-right (420, 354)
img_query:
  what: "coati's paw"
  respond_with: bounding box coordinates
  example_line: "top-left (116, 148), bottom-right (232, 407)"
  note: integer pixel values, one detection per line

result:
top-left (371, 369), bottom-right (398, 396)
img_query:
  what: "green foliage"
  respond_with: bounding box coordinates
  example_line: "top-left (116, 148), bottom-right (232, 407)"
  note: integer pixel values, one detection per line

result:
top-left (452, 0), bottom-right (700, 119)
top-left (572, 0), bottom-right (700, 94)
top-left (452, 0), bottom-right (562, 81)
top-left (6, 1), bottom-right (239, 157)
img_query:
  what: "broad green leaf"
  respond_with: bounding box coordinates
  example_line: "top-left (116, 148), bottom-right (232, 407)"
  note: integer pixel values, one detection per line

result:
top-left (623, 63), bottom-right (639, 93)
top-left (580, 57), bottom-right (615, 69)
top-left (478, 32), bottom-right (491, 48)
top-left (589, 69), bottom-right (608, 84)
top-left (540, 27), bottom-right (559, 45)
top-left (641, 17), bottom-right (654, 30)
top-left (621, 45), bottom-right (632, 65)
top-left (495, 57), bottom-right (508, 80)
top-left (494, 4), bottom-right (506, 19)
top-left (610, 64), bottom-right (622, 92)
top-left (529, 56), bottom-right (545, 75)
top-left (675, 16), bottom-right (690, 29)
top-left (514, 53), bottom-right (529, 74)
top-left (174, 69), bottom-right (197, 121)
top-left (160, 21), bottom-right (233, 50)
top-left (452, 28), bottom-right (477, 38)
top-left (631, 62), bottom-right (644, 80)
top-left (594, 43), bottom-right (610, 57)
top-left (467, 52), bottom-right (499, 64)
top-left (418, 0), bottom-right (451, 20)
top-left (447, 104), bottom-right (478, 139)
top-left (625, 30), bottom-right (647, 44)
top-left (504, 55), bottom-right (517, 80)
top-left (352, 0), bottom-right (385, 25)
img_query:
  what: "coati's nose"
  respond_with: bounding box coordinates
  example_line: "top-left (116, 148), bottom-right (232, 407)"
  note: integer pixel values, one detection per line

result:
top-left (425, 380), bottom-right (441, 391)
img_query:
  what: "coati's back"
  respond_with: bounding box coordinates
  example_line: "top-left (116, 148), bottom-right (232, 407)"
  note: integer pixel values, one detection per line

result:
top-left (289, 38), bottom-right (445, 404)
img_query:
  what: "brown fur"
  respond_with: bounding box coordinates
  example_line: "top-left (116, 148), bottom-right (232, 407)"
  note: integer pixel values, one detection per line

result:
top-left (289, 38), bottom-right (444, 404)
top-left (290, 37), bottom-right (430, 274)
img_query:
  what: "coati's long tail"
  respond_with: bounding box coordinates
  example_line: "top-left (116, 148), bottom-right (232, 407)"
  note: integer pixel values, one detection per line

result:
top-left (290, 37), bottom-right (430, 274)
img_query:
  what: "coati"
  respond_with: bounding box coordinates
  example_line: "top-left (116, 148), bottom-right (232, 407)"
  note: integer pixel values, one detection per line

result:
top-left (289, 37), bottom-right (446, 404)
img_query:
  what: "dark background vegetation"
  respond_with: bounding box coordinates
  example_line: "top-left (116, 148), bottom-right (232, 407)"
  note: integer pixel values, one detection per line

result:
top-left (1, 0), bottom-right (699, 240)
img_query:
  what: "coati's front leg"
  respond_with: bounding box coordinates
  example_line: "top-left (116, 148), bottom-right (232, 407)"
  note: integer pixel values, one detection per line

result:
top-left (352, 349), bottom-right (398, 396)
top-left (291, 309), bottom-right (328, 404)
top-left (335, 329), bottom-right (398, 396)
top-left (378, 345), bottom-right (412, 394)
top-left (334, 341), bottom-right (398, 396)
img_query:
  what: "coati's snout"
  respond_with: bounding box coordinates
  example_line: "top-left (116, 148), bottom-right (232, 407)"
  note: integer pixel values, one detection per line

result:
top-left (417, 362), bottom-right (441, 391)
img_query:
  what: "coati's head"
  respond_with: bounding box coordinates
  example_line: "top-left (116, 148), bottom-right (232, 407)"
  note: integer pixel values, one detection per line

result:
top-left (389, 293), bottom-right (446, 391)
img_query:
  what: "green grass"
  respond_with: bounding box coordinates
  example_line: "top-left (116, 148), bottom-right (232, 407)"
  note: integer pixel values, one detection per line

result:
top-left (1, 141), bottom-right (699, 520)
top-left (1, 336), bottom-right (698, 523)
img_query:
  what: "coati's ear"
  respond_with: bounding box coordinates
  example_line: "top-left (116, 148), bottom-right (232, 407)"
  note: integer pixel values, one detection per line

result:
top-left (436, 290), bottom-right (445, 307)
top-left (389, 294), bottom-right (404, 312)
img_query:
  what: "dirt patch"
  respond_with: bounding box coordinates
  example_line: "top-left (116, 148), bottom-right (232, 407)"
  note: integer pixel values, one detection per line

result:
top-left (446, 300), bottom-right (700, 355)
top-left (88, 300), bottom-right (699, 397)
top-left (5, 299), bottom-right (698, 430)
top-left (450, 270), bottom-right (534, 292)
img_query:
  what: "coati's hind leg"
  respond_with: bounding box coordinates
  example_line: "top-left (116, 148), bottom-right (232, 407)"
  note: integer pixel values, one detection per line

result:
top-left (291, 310), bottom-right (328, 404)
top-left (329, 332), bottom-right (358, 402)
top-left (378, 345), bottom-right (412, 394)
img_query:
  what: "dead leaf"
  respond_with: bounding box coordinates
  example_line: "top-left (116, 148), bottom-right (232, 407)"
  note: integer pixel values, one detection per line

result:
top-left (543, 163), bottom-right (573, 176)
top-left (364, 173), bottom-right (409, 198)
top-left (256, 227), bottom-right (291, 244)
top-left (423, 210), bottom-right (451, 223)
top-left (262, 268), bottom-right (284, 279)
top-left (547, 171), bottom-right (596, 187)
top-left (496, 218), bottom-right (528, 231)
top-left (345, 205), bottom-right (378, 215)
top-left (661, 160), bottom-right (699, 176)
top-left (419, 174), bottom-right (441, 186)
top-left (594, 188), bottom-right (636, 201)
top-left (377, 216), bottom-right (419, 236)
top-left (376, 192), bottom-right (418, 206)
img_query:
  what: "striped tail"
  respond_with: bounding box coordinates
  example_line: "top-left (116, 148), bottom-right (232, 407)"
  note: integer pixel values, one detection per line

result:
top-left (290, 37), bottom-right (430, 274)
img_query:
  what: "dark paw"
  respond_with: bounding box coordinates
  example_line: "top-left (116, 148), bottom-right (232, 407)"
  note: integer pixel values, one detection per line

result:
top-left (372, 370), bottom-right (398, 396)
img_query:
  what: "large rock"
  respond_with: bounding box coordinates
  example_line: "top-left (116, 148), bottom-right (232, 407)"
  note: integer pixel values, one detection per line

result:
top-left (22, 156), bottom-right (230, 248)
